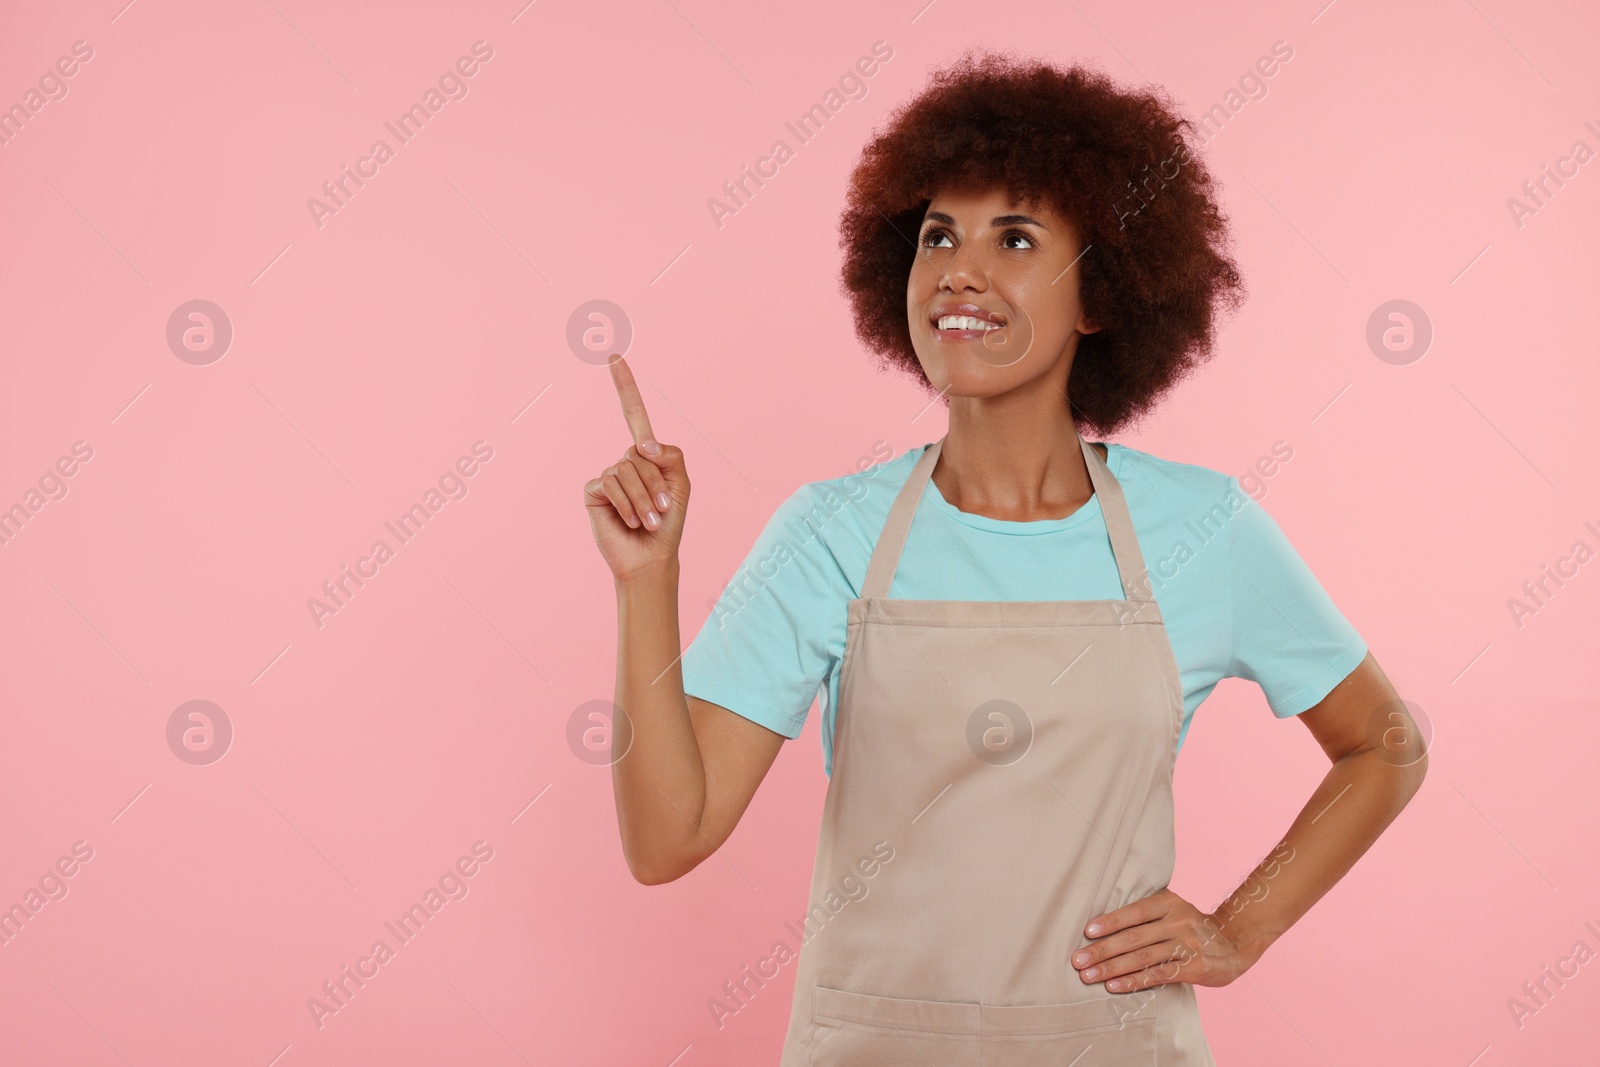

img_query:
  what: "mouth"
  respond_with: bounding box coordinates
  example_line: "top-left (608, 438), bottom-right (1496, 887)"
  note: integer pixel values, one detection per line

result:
top-left (930, 306), bottom-right (1007, 340)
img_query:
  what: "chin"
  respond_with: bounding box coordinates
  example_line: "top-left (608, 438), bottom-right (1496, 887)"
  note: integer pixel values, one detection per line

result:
top-left (915, 333), bottom-right (1036, 380)
top-left (919, 348), bottom-right (1016, 384)
top-left (923, 366), bottom-right (1019, 400)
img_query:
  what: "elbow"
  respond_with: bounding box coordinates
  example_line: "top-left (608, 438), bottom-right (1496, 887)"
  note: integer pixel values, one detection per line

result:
top-left (624, 846), bottom-right (697, 886)
top-left (1397, 732), bottom-right (1429, 789)
top-left (629, 859), bottom-right (682, 886)
top-left (1408, 749), bottom-right (1430, 792)
top-left (1381, 746), bottom-right (1429, 803)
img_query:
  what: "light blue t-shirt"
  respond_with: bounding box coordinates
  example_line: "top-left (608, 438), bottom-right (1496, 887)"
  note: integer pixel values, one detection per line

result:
top-left (681, 440), bottom-right (1367, 778)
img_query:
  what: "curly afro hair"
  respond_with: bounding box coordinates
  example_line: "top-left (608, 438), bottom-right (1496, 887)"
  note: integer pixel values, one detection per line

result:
top-left (838, 47), bottom-right (1246, 437)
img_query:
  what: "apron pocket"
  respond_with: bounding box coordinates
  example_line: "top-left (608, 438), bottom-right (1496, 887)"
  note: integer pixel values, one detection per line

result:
top-left (812, 983), bottom-right (981, 1067)
top-left (811, 983), bottom-right (1156, 1067)
top-left (977, 996), bottom-right (1158, 1065)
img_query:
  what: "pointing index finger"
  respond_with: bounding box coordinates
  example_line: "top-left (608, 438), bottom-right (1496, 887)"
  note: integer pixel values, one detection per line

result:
top-left (607, 355), bottom-right (660, 454)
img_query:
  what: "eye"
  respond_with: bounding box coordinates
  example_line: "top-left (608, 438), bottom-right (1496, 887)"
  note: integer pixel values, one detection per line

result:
top-left (920, 226), bottom-right (952, 248)
top-left (1001, 229), bottom-right (1035, 249)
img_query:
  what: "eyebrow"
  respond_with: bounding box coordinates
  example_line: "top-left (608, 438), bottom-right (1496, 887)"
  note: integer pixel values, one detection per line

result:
top-left (922, 211), bottom-right (1048, 229)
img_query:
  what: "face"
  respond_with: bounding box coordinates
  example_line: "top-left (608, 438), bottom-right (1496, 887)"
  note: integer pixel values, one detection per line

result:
top-left (907, 185), bottom-right (1099, 400)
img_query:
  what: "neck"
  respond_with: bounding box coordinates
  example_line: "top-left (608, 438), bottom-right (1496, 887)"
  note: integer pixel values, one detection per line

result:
top-left (934, 401), bottom-right (1097, 523)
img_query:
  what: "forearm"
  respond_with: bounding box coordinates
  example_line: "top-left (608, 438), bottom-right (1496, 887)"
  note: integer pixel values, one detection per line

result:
top-left (1206, 747), bottom-right (1428, 966)
top-left (610, 560), bottom-right (707, 883)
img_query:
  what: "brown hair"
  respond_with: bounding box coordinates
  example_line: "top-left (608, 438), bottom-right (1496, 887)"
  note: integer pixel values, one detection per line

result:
top-left (838, 47), bottom-right (1246, 436)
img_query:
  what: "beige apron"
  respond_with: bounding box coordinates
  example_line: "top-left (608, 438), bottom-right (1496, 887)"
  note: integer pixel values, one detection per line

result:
top-left (777, 431), bottom-right (1216, 1065)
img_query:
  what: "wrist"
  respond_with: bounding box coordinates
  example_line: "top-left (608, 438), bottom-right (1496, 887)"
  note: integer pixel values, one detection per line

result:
top-left (615, 558), bottom-right (680, 592)
top-left (1221, 916), bottom-right (1276, 969)
top-left (1204, 905), bottom-right (1275, 966)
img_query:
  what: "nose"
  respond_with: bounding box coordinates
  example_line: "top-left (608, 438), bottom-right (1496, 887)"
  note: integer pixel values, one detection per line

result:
top-left (940, 245), bottom-right (988, 292)
top-left (934, 231), bottom-right (985, 292)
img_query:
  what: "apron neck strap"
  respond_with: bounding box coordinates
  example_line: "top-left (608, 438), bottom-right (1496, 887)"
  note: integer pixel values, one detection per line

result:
top-left (860, 431), bottom-right (1156, 604)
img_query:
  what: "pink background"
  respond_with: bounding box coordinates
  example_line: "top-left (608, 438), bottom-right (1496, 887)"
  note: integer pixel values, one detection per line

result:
top-left (3, 0), bottom-right (1597, 1063)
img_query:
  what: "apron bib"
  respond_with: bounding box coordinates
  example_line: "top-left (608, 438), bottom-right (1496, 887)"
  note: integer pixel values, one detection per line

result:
top-left (777, 431), bottom-right (1216, 1065)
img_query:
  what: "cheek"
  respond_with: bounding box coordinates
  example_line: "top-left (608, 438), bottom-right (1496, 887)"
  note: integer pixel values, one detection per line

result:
top-left (1013, 291), bottom-right (1078, 347)
top-left (907, 326), bottom-right (942, 375)
top-left (906, 261), bottom-right (936, 301)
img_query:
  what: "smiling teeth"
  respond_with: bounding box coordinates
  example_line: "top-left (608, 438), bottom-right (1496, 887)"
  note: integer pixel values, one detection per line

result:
top-left (937, 316), bottom-right (1001, 330)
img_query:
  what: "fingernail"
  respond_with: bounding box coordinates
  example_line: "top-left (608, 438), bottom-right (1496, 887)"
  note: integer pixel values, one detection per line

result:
top-left (1073, 952), bottom-right (1090, 966)
top-left (641, 439), bottom-right (661, 454)
top-left (1087, 923), bottom-right (1102, 935)
top-left (646, 510), bottom-right (659, 528)
top-left (1084, 967), bottom-right (1099, 980)
top-left (656, 492), bottom-right (670, 510)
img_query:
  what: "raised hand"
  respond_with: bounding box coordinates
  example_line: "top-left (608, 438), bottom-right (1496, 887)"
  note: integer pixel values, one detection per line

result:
top-left (583, 356), bottom-right (690, 581)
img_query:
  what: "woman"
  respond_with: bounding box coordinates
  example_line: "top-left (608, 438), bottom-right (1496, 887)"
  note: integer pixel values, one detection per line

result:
top-left (585, 49), bottom-right (1426, 1065)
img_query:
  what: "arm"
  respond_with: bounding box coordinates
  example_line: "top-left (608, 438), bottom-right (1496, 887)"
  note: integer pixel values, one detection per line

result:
top-left (1203, 649), bottom-right (1427, 966)
top-left (1070, 650), bottom-right (1428, 992)
top-left (612, 560), bottom-right (785, 884)
top-left (585, 356), bottom-right (786, 886)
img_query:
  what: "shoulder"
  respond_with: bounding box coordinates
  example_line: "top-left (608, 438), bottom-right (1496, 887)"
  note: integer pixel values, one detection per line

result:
top-left (1104, 441), bottom-right (1240, 514)
top-left (753, 442), bottom-right (930, 559)
top-left (786, 441), bottom-right (930, 513)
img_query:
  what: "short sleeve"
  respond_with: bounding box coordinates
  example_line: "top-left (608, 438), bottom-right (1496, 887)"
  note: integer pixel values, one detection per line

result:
top-left (679, 485), bottom-right (842, 739)
top-left (1226, 477), bottom-right (1367, 717)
